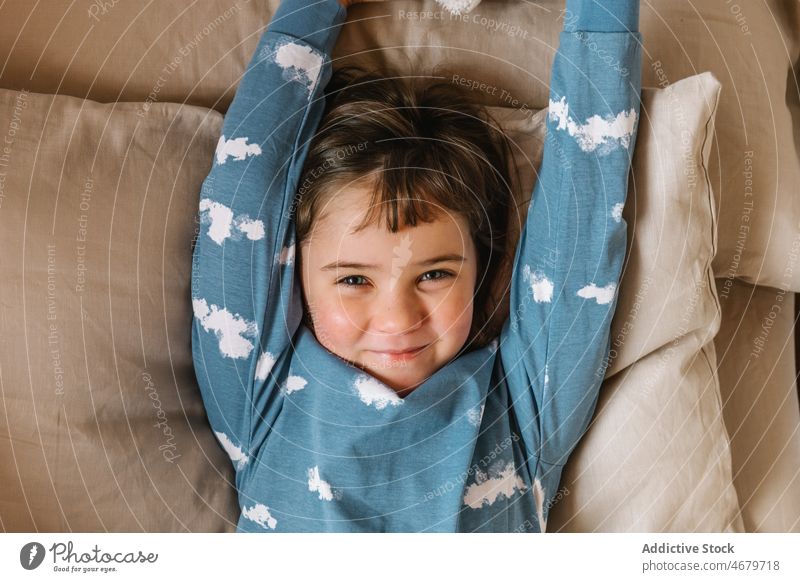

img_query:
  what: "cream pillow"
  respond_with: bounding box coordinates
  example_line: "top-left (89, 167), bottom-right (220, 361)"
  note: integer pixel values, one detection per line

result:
top-left (546, 72), bottom-right (744, 532)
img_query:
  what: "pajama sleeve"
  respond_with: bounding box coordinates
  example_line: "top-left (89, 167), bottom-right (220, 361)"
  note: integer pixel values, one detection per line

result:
top-left (190, 0), bottom-right (346, 473)
top-left (498, 0), bottom-right (642, 469)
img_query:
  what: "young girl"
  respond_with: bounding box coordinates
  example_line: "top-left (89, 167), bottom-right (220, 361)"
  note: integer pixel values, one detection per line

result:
top-left (191, 0), bottom-right (641, 532)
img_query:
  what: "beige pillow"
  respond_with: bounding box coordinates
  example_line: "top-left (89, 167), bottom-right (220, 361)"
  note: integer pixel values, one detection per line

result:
top-left (0, 70), bottom-right (742, 532)
top-left (713, 279), bottom-right (800, 532)
top-left (547, 72), bottom-right (745, 532)
top-left (0, 90), bottom-right (238, 531)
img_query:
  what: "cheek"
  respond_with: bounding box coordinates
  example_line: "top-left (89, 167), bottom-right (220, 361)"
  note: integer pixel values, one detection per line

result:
top-left (431, 281), bottom-right (475, 335)
top-left (309, 296), bottom-right (362, 348)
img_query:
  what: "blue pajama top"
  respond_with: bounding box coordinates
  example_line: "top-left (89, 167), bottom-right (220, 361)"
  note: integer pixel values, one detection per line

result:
top-left (191, 0), bottom-right (642, 532)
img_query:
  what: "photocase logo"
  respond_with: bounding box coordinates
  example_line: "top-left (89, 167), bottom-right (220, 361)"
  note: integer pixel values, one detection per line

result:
top-left (20, 542), bottom-right (46, 570)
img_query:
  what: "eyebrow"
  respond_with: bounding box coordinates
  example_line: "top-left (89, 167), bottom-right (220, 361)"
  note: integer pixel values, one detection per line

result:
top-left (321, 254), bottom-right (467, 271)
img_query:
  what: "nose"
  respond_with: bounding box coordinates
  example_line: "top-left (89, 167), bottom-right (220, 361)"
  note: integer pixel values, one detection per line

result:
top-left (371, 289), bottom-right (426, 336)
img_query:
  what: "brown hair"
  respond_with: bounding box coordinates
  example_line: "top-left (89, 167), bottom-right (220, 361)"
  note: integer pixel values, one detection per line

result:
top-left (294, 65), bottom-right (519, 352)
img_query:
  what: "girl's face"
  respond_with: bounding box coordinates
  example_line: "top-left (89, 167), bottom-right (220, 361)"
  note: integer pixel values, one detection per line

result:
top-left (299, 181), bottom-right (478, 397)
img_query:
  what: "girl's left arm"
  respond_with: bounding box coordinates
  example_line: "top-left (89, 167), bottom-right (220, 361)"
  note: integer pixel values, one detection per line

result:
top-left (498, 0), bottom-right (642, 473)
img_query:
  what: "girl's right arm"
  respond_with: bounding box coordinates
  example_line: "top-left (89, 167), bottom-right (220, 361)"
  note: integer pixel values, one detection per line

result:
top-left (191, 0), bottom-right (346, 474)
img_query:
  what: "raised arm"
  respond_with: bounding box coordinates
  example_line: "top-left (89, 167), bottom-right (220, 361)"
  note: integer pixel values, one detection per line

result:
top-left (499, 0), bottom-right (642, 470)
top-left (191, 0), bottom-right (346, 473)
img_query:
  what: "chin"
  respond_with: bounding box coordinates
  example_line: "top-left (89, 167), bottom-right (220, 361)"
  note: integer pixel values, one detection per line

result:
top-left (372, 372), bottom-right (428, 397)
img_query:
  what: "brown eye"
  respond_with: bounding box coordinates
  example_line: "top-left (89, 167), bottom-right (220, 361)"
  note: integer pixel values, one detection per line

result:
top-left (420, 270), bottom-right (453, 283)
top-left (337, 275), bottom-right (369, 287)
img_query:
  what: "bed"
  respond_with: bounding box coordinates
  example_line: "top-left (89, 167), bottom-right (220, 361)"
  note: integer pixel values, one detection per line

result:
top-left (0, 0), bottom-right (797, 532)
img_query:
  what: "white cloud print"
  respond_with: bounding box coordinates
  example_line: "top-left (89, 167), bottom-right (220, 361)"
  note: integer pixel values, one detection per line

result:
top-left (577, 283), bottom-right (617, 305)
top-left (242, 503), bottom-right (277, 530)
top-left (522, 265), bottom-right (553, 303)
top-left (215, 134), bottom-right (262, 165)
top-left (273, 40), bottom-right (323, 96)
top-left (352, 375), bottom-right (403, 410)
top-left (198, 198), bottom-right (265, 245)
top-left (214, 430), bottom-right (249, 470)
top-left (307, 466), bottom-right (340, 501)
top-left (611, 202), bottom-right (624, 223)
top-left (463, 460), bottom-right (528, 509)
top-left (548, 96), bottom-right (637, 154)
top-left (192, 297), bottom-right (258, 359)
top-left (282, 374), bottom-right (308, 395)
top-left (255, 351), bottom-right (277, 381)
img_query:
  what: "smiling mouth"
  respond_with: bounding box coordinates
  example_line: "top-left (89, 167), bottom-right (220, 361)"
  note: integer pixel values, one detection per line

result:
top-left (370, 344), bottom-right (429, 358)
